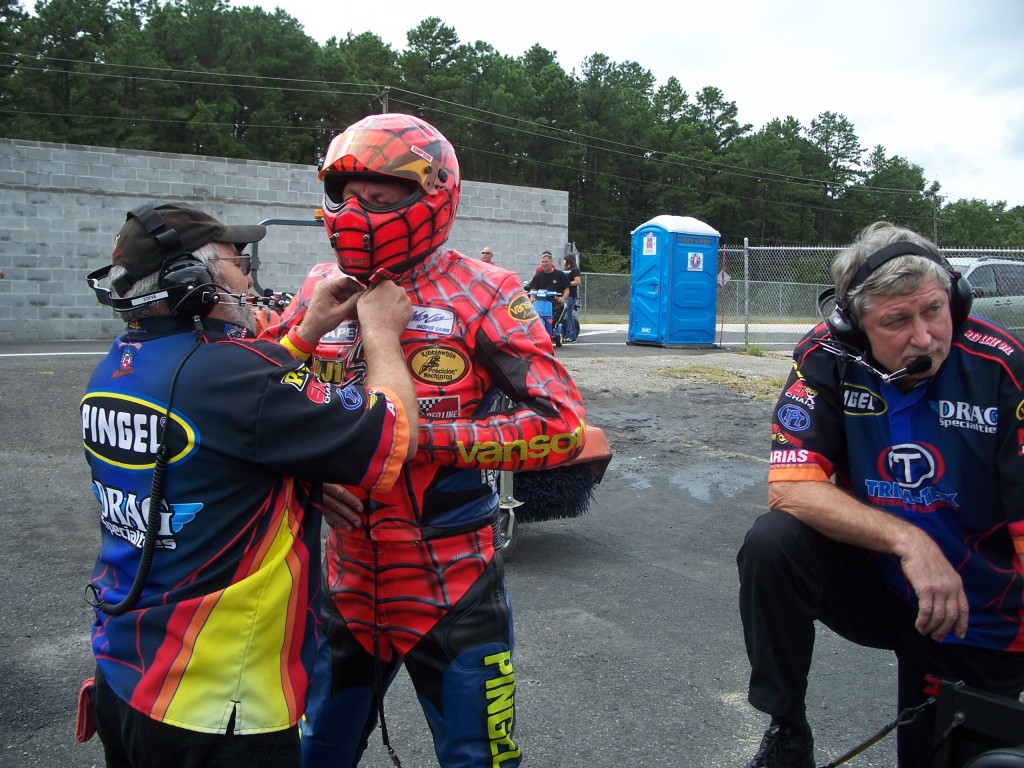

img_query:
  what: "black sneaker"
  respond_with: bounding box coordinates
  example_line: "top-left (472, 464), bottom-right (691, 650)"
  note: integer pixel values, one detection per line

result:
top-left (744, 724), bottom-right (814, 768)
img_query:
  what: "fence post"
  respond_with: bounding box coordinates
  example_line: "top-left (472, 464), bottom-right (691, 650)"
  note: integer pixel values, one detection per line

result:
top-left (743, 237), bottom-right (750, 348)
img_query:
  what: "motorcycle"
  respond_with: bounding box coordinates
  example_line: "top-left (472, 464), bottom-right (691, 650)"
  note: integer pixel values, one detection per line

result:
top-left (528, 288), bottom-right (567, 347)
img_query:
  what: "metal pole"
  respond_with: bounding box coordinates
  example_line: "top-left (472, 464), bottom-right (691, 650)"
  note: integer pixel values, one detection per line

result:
top-left (743, 237), bottom-right (750, 348)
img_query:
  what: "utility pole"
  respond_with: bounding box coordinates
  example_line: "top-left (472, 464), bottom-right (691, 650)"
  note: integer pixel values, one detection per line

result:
top-left (372, 87), bottom-right (390, 114)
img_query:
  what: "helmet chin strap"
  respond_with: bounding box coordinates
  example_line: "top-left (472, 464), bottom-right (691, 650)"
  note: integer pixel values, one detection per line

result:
top-left (362, 248), bottom-right (439, 285)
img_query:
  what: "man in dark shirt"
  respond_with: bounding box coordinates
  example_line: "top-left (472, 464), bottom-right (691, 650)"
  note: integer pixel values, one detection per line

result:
top-left (527, 253), bottom-right (570, 337)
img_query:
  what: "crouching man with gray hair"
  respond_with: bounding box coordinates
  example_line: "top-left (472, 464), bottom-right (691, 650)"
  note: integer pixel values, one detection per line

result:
top-left (737, 221), bottom-right (1024, 767)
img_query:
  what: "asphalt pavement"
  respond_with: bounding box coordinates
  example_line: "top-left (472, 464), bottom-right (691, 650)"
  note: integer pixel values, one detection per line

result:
top-left (0, 334), bottom-right (900, 768)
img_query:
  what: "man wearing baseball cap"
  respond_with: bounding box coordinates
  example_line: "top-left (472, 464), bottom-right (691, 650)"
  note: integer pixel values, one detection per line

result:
top-left (80, 202), bottom-right (419, 767)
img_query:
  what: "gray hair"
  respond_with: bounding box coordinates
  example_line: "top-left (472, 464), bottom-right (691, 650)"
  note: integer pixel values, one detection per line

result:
top-left (832, 221), bottom-right (951, 320)
top-left (110, 242), bottom-right (228, 322)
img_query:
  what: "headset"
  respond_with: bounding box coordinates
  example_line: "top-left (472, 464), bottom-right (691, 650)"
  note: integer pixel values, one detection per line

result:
top-left (141, 205), bottom-right (219, 320)
top-left (819, 241), bottom-right (973, 353)
top-left (86, 204), bottom-right (218, 320)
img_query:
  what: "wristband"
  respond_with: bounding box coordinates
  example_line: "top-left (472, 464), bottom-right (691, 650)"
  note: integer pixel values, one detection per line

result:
top-left (280, 327), bottom-right (315, 361)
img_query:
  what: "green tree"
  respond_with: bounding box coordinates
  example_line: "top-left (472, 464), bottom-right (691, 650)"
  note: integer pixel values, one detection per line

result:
top-left (573, 53), bottom-right (659, 252)
top-left (0, 0), bottom-right (29, 126)
top-left (806, 111), bottom-right (863, 241)
top-left (711, 118), bottom-right (819, 246)
top-left (843, 145), bottom-right (937, 240)
top-left (314, 31), bottom-right (401, 160)
top-left (938, 198), bottom-right (1006, 247)
top-left (12, 0), bottom-right (115, 144)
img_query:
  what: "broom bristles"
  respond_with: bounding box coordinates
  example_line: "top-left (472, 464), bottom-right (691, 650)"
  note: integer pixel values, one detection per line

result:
top-left (512, 465), bottom-right (597, 523)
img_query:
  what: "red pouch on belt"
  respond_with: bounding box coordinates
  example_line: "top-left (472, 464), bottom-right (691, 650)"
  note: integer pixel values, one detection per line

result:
top-left (75, 677), bottom-right (96, 743)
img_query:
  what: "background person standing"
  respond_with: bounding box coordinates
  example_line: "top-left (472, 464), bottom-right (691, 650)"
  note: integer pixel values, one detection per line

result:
top-left (562, 252), bottom-right (581, 342)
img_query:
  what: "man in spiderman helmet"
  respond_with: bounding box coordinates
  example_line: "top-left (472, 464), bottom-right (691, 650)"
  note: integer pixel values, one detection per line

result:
top-left (269, 113), bottom-right (588, 767)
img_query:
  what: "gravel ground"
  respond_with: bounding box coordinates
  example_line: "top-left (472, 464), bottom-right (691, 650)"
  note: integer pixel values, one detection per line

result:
top-left (561, 351), bottom-right (794, 398)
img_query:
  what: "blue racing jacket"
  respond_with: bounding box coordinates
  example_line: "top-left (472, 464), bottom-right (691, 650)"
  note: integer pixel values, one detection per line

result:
top-left (769, 316), bottom-right (1024, 652)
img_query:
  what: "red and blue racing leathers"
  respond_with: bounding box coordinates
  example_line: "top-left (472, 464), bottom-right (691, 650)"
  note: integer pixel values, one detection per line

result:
top-left (268, 249), bottom-right (587, 767)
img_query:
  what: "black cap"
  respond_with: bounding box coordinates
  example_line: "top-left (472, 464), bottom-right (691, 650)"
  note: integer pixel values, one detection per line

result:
top-left (111, 204), bottom-right (266, 294)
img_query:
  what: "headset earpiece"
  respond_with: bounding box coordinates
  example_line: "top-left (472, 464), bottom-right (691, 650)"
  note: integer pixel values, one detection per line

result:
top-left (827, 241), bottom-right (971, 352)
top-left (158, 253), bottom-right (216, 319)
top-left (128, 204), bottom-right (216, 320)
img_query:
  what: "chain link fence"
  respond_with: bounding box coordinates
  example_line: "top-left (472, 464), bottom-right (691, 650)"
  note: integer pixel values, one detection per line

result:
top-left (580, 245), bottom-right (1024, 349)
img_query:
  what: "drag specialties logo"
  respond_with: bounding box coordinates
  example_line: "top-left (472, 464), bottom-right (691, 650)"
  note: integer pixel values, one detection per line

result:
top-left (410, 346), bottom-right (468, 384)
top-left (863, 442), bottom-right (957, 511)
top-left (784, 379), bottom-right (817, 409)
top-left (321, 321), bottom-right (358, 345)
top-left (777, 403), bottom-right (811, 432)
top-left (282, 368), bottom-right (311, 391)
top-left (933, 399), bottom-right (997, 434)
top-left (408, 306), bottom-right (455, 336)
top-left (81, 392), bottom-right (197, 469)
top-left (283, 366), bottom-right (347, 405)
top-left (508, 293), bottom-right (538, 323)
top-left (843, 384), bottom-right (886, 416)
top-left (456, 424), bottom-right (584, 464)
top-left (419, 395), bottom-right (460, 419)
top-left (92, 479), bottom-right (201, 550)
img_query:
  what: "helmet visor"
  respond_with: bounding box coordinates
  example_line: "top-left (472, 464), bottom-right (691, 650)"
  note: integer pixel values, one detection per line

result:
top-left (319, 128), bottom-right (441, 194)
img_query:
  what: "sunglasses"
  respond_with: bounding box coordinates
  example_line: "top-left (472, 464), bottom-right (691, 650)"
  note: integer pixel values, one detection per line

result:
top-left (215, 247), bottom-right (252, 276)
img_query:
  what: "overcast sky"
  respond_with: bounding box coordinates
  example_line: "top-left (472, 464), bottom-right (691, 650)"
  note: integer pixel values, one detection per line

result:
top-left (249, 0), bottom-right (1024, 209)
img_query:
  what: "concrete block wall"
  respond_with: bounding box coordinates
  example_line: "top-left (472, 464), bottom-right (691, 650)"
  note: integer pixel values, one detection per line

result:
top-left (0, 138), bottom-right (568, 343)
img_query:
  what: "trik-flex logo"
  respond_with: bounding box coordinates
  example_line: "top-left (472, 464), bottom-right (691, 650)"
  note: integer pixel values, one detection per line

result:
top-left (864, 442), bottom-right (957, 511)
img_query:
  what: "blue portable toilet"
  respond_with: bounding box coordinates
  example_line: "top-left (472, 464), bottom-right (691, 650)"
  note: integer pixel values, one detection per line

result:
top-left (628, 215), bottom-right (720, 346)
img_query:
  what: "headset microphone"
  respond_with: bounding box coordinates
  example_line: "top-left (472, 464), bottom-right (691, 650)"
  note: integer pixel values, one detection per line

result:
top-left (902, 356), bottom-right (933, 377)
top-left (818, 339), bottom-right (932, 384)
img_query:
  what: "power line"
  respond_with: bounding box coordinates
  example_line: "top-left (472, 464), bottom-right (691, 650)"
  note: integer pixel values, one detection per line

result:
top-left (0, 50), bottom-right (937, 201)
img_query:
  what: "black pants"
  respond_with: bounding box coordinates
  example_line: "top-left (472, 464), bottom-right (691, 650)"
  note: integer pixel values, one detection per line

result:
top-left (737, 510), bottom-right (1024, 767)
top-left (92, 669), bottom-right (301, 768)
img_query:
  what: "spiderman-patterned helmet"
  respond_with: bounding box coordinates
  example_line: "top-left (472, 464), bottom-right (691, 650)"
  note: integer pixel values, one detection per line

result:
top-left (318, 113), bottom-right (461, 283)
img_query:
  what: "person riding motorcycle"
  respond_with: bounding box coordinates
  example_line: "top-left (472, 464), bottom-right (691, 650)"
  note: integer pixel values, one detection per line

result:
top-left (266, 112), bottom-right (588, 767)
